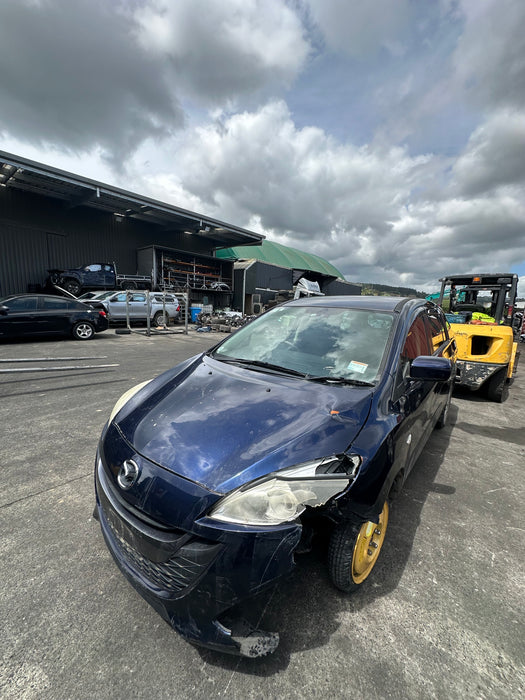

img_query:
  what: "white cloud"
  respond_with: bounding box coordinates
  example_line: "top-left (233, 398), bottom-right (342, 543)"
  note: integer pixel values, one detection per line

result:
top-left (128, 100), bottom-right (525, 289)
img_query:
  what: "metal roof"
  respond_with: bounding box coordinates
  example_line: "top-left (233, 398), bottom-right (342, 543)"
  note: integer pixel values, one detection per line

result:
top-left (0, 150), bottom-right (264, 249)
top-left (216, 240), bottom-right (345, 279)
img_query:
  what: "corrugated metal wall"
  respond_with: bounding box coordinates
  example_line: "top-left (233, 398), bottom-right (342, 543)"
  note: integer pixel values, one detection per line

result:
top-left (255, 262), bottom-right (292, 293)
top-left (322, 279), bottom-right (361, 296)
top-left (0, 223), bottom-right (48, 296)
top-left (0, 187), bottom-right (213, 296)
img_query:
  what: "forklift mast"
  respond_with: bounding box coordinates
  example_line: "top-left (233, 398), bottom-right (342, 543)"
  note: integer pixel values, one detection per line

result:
top-left (438, 273), bottom-right (518, 325)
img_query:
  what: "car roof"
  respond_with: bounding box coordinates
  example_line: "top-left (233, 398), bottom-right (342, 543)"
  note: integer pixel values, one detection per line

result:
top-left (0, 293), bottom-right (75, 301)
top-left (284, 295), bottom-right (424, 313)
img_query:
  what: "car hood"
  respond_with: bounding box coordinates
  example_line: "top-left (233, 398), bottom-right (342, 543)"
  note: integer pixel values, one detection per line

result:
top-left (115, 355), bottom-right (373, 494)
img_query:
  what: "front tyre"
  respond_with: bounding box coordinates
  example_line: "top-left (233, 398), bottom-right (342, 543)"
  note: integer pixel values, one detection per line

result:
top-left (72, 321), bottom-right (95, 340)
top-left (328, 501), bottom-right (389, 593)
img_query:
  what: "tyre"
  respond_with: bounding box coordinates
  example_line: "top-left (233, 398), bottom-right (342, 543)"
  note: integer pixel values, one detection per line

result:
top-left (153, 311), bottom-right (169, 326)
top-left (49, 272), bottom-right (61, 285)
top-left (120, 280), bottom-right (137, 290)
top-left (63, 278), bottom-right (81, 296)
top-left (435, 387), bottom-right (452, 429)
top-left (328, 501), bottom-right (389, 593)
top-left (72, 321), bottom-right (95, 340)
top-left (486, 367), bottom-right (509, 403)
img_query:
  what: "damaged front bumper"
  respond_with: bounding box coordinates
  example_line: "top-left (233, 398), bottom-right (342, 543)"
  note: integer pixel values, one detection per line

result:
top-left (455, 360), bottom-right (506, 389)
top-left (94, 459), bottom-right (301, 657)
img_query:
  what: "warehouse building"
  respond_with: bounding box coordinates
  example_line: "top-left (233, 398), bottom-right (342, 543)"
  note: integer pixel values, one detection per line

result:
top-left (0, 151), bottom-right (263, 304)
top-left (0, 151), bottom-right (358, 310)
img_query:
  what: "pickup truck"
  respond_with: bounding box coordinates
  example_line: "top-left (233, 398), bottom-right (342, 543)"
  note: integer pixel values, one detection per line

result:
top-left (46, 263), bottom-right (152, 296)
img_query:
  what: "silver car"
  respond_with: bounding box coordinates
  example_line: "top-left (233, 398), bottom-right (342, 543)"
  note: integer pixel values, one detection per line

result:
top-left (98, 292), bottom-right (180, 325)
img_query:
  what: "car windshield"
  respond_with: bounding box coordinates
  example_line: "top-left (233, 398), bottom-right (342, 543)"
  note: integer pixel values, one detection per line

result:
top-left (211, 305), bottom-right (394, 383)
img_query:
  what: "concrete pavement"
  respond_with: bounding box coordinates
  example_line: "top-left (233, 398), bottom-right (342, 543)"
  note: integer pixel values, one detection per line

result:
top-left (1, 329), bottom-right (523, 699)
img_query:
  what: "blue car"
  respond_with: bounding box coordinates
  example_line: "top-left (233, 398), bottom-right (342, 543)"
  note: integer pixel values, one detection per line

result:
top-left (94, 296), bottom-right (455, 657)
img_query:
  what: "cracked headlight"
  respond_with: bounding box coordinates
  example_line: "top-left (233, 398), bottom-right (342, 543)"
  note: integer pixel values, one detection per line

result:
top-left (109, 379), bottom-right (152, 422)
top-left (208, 455), bottom-right (361, 526)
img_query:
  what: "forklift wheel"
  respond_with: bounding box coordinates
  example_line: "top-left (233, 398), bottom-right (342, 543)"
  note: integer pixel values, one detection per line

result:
top-left (486, 367), bottom-right (509, 403)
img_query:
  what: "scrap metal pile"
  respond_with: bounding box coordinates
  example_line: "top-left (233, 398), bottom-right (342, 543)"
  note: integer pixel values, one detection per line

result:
top-left (195, 311), bottom-right (256, 332)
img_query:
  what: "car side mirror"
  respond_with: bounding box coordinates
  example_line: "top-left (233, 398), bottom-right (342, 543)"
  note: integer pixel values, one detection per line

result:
top-left (0, 305), bottom-right (8, 316)
top-left (410, 356), bottom-right (452, 382)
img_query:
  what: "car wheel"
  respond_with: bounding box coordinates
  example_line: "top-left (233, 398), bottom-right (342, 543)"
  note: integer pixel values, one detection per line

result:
top-left (63, 278), bottom-right (81, 296)
top-left (435, 388), bottom-right (452, 429)
top-left (153, 311), bottom-right (169, 326)
top-left (72, 321), bottom-right (95, 340)
top-left (120, 280), bottom-right (137, 290)
top-left (328, 501), bottom-right (389, 593)
top-left (486, 367), bottom-right (509, 403)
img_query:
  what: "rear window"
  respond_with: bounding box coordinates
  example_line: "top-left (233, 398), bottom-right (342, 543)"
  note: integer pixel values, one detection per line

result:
top-left (69, 301), bottom-right (91, 311)
top-left (42, 297), bottom-right (69, 310)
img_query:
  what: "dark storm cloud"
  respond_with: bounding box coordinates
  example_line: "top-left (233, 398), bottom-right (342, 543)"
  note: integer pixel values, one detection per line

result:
top-left (0, 0), bottom-right (309, 164)
top-left (0, 0), bottom-right (184, 165)
top-left (134, 0), bottom-right (309, 104)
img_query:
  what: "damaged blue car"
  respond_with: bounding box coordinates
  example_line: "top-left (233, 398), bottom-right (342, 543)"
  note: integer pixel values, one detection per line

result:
top-left (94, 296), bottom-right (455, 657)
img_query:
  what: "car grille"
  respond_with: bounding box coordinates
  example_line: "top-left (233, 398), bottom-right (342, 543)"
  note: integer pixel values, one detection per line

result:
top-left (96, 465), bottom-right (222, 595)
top-left (105, 515), bottom-right (220, 593)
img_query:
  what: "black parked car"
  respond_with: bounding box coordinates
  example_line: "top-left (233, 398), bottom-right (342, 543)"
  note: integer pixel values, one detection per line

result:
top-left (0, 294), bottom-right (109, 340)
top-left (95, 297), bottom-right (455, 656)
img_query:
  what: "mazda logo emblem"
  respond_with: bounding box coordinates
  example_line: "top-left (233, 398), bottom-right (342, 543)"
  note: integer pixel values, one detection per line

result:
top-left (117, 459), bottom-right (140, 490)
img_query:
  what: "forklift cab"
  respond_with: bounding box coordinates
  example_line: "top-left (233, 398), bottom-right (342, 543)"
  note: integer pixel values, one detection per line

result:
top-left (439, 274), bottom-right (518, 326)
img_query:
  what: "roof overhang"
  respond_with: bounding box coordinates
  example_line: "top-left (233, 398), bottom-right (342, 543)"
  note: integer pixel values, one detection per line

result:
top-left (0, 150), bottom-right (264, 249)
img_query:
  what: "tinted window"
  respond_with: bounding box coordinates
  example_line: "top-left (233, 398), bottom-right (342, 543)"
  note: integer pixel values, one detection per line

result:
top-left (401, 315), bottom-right (431, 362)
top-left (5, 297), bottom-right (38, 311)
top-left (395, 313), bottom-right (431, 390)
top-left (69, 301), bottom-right (91, 311)
top-left (42, 297), bottom-right (68, 310)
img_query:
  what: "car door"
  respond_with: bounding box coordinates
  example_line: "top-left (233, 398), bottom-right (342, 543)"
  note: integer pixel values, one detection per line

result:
top-left (83, 264), bottom-right (106, 287)
top-left (424, 306), bottom-right (456, 422)
top-left (390, 311), bottom-right (435, 478)
top-left (37, 296), bottom-right (72, 333)
top-left (102, 264), bottom-right (115, 287)
top-left (0, 296), bottom-right (39, 337)
top-left (129, 293), bottom-right (147, 319)
top-left (105, 293), bottom-right (127, 320)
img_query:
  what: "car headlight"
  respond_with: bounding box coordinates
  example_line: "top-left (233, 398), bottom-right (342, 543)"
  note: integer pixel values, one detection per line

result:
top-left (109, 379), bottom-right (152, 422)
top-left (208, 455), bottom-right (361, 526)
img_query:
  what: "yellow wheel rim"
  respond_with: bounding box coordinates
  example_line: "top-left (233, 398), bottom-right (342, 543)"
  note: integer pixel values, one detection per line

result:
top-left (351, 501), bottom-right (389, 584)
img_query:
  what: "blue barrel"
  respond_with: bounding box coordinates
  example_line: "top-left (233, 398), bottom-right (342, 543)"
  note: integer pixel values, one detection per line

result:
top-left (190, 306), bottom-right (202, 322)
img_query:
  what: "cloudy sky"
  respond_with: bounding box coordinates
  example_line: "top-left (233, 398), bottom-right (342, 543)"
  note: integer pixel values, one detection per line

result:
top-left (1, 0), bottom-right (524, 293)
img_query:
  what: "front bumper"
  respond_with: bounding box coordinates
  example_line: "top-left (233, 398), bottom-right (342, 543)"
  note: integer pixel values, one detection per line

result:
top-left (94, 457), bottom-right (301, 657)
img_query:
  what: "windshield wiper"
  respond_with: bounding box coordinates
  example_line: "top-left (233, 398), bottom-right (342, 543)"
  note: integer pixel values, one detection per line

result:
top-left (306, 375), bottom-right (374, 387)
top-left (213, 357), bottom-right (308, 377)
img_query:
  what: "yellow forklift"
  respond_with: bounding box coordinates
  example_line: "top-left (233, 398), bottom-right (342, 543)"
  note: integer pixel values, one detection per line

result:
top-left (436, 273), bottom-right (520, 402)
